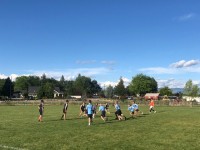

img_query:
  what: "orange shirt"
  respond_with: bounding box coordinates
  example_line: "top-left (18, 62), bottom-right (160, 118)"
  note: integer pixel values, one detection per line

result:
top-left (149, 101), bottom-right (154, 107)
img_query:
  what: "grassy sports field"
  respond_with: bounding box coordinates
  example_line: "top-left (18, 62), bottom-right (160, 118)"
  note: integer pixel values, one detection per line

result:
top-left (0, 103), bottom-right (200, 150)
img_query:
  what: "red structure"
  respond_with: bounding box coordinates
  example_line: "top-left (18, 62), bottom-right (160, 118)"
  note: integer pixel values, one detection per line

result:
top-left (144, 93), bottom-right (159, 100)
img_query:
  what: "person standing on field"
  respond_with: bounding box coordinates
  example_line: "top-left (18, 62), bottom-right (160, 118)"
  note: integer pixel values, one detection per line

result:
top-left (38, 100), bottom-right (44, 122)
top-left (97, 103), bottom-right (107, 122)
top-left (132, 101), bottom-right (141, 116)
top-left (128, 104), bottom-right (135, 118)
top-left (105, 102), bottom-right (110, 114)
top-left (114, 101), bottom-right (126, 121)
top-left (149, 99), bottom-right (156, 113)
top-left (79, 102), bottom-right (87, 117)
top-left (86, 100), bottom-right (93, 126)
top-left (61, 100), bottom-right (69, 120)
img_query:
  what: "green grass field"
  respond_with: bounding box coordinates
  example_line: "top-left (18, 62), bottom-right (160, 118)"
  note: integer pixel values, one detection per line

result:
top-left (0, 104), bottom-right (200, 150)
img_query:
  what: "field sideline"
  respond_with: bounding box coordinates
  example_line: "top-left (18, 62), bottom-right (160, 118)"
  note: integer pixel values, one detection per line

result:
top-left (0, 104), bottom-right (200, 150)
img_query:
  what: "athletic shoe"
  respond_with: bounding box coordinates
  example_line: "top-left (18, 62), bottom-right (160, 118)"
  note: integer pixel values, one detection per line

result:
top-left (154, 111), bottom-right (156, 113)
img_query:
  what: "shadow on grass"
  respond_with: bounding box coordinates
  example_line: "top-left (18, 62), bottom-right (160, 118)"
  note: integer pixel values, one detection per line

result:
top-left (141, 113), bottom-right (150, 116)
top-left (44, 116), bottom-right (87, 122)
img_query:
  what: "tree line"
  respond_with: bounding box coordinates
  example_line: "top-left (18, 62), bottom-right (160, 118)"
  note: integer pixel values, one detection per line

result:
top-left (0, 73), bottom-right (199, 100)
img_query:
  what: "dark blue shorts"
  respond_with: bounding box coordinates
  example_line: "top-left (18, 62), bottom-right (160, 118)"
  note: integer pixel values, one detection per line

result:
top-left (39, 110), bottom-right (43, 115)
top-left (88, 114), bottom-right (93, 119)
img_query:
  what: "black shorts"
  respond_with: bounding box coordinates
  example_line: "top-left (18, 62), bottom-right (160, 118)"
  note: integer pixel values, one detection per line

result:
top-left (115, 109), bottom-right (122, 116)
top-left (101, 111), bottom-right (106, 117)
top-left (88, 114), bottom-right (93, 119)
top-left (63, 109), bottom-right (67, 113)
top-left (85, 110), bottom-right (88, 114)
top-left (39, 110), bottom-right (43, 115)
top-left (131, 112), bottom-right (134, 115)
top-left (93, 110), bottom-right (96, 114)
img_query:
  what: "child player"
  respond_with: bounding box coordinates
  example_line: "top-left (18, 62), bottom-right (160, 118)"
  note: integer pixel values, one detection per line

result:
top-left (97, 103), bottom-right (107, 122)
top-left (132, 101), bottom-right (143, 116)
top-left (86, 100), bottom-right (93, 126)
top-left (114, 101), bottom-right (126, 121)
top-left (149, 99), bottom-right (156, 113)
top-left (105, 102), bottom-right (110, 114)
top-left (38, 99), bottom-right (44, 122)
top-left (92, 103), bottom-right (98, 118)
top-left (128, 104), bottom-right (135, 118)
top-left (79, 102), bottom-right (87, 117)
top-left (61, 100), bottom-right (69, 120)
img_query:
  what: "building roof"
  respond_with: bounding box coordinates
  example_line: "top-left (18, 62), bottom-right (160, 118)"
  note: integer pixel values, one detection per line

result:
top-left (28, 86), bottom-right (40, 94)
top-left (54, 87), bottom-right (64, 94)
top-left (145, 93), bottom-right (160, 97)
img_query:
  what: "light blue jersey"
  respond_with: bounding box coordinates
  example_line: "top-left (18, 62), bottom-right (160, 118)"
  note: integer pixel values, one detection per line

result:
top-left (86, 103), bottom-right (93, 114)
top-left (115, 104), bottom-right (120, 110)
top-left (128, 106), bottom-right (134, 112)
top-left (99, 106), bottom-right (105, 111)
top-left (132, 104), bottom-right (139, 110)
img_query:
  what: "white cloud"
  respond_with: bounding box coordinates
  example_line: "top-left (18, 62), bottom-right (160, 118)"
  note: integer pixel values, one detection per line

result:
top-left (76, 60), bottom-right (96, 64)
top-left (121, 77), bottom-right (130, 84)
top-left (156, 78), bottom-right (185, 88)
top-left (178, 13), bottom-right (196, 21)
top-left (1, 67), bottom-right (112, 81)
top-left (170, 60), bottom-right (200, 68)
top-left (157, 78), bottom-right (200, 88)
top-left (0, 74), bottom-right (25, 81)
top-left (0, 74), bottom-right (7, 79)
top-left (139, 67), bottom-right (178, 74)
top-left (101, 60), bottom-right (116, 65)
top-left (100, 81), bottom-right (118, 88)
top-left (170, 60), bottom-right (186, 68)
top-left (100, 77), bottom-right (130, 88)
top-left (140, 59), bottom-right (200, 75)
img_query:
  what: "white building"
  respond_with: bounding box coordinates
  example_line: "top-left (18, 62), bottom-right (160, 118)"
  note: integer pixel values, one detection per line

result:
top-left (183, 96), bottom-right (200, 103)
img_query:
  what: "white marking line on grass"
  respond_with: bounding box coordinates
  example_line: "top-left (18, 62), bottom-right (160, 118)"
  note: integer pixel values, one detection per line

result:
top-left (0, 145), bottom-right (28, 150)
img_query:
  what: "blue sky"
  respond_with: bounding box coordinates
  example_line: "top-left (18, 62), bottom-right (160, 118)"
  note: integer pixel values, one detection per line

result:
top-left (0, 0), bottom-right (200, 88)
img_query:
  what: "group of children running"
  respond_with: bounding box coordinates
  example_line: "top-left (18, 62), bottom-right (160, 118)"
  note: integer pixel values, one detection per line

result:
top-left (38, 99), bottom-right (156, 125)
top-left (78, 101), bottom-right (110, 125)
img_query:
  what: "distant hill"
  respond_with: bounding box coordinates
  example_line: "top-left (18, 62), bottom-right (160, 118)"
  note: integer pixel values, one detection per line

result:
top-left (158, 88), bottom-right (184, 94)
top-left (171, 88), bottom-right (184, 94)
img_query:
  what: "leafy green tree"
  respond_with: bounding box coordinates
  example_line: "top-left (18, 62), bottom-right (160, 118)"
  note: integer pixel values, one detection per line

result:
top-left (2, 77), bottom-right (14, 98)
top-left (129, 74), bottom-right (158, 96)
top-left (159, 86), bottom-right (173, 96)
top-left (126, 85), bottom-right (133, 96)
top-left (60, 75), bottom-right (65, 84)
top-left (104, 85), bottom-right (114, 98)
top-left (37, 86), bottom-right (44, 99)
top-left (191, 85), bottom-right (199, 97)
top-left (15, 76), bottom-right (40, 98)
top-left (90, 80), bottom-right (102, 95)
top-left (184, 80), bottom-right (199, 97)
top-left (184, 80), bottom-right (193, 96)
top-left (74, 74), bottom-right (92, 97)
top-left (41, 73), bottom-right (47, 85)
top-left (64, 80), bottom-right (75, 97)
top-left (114, 77), bottom-right (126, 98)
top-left (44, 82), bottom-right (54, 98)
top-left (73, 74), bottom-right (102, 97)
top-left (28, 76), bottom-right (40, 86)
top-left (37, 82), bottom-right (54, 99)
top-left (59, 75), bottom-right (65, 91)
top-left (0, 79), bottom-right (5, 96)
top-left (14, 76), bottom-right (29, 91)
